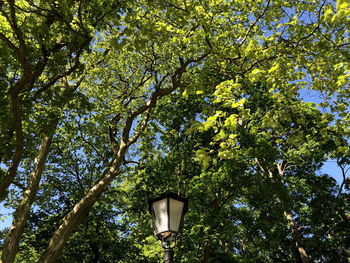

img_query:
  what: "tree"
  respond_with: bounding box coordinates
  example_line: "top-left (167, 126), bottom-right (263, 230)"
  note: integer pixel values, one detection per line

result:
top-left (2, 0), bottom-right (211, 261)
top-left (123, 81), bottom-right (349, 262)
top-left (1, 0), bottom-right (349, 262)
top-left (0, 0), bottom-right (129, 261)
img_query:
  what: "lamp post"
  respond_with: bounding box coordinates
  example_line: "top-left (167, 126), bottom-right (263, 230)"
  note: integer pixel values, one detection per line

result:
top-left (148, 192), bottom-right (188, 263)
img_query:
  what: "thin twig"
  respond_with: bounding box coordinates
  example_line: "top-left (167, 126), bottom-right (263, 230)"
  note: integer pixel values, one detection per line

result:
top-left (239, 0), bottom-right (271, 46)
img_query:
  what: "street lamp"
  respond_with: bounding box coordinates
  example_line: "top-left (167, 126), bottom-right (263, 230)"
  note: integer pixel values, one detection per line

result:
top-left (148, 192), bottom-right (188, 263)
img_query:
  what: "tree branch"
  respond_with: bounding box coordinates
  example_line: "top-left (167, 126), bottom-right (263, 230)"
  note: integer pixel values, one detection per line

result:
top-left (0, 81), bottom-right (25, 198)
top-left (38, 52), bottom-right (209, 263)
top-left (6, 0), bottom-right (31, 74)
top-left (128, 110), bottom-right (151, 146)
top-left (0, 32), bottom-right (19, 55)
top-left (1, 120), bottom-right (57, 263)
top-left (239, 0), bottom-right (271, 46)
top-left (336, 159), bottom-right (348, 198)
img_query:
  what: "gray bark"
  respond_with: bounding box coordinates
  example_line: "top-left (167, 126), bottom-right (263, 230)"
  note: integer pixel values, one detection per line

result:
top-left (283, 211), bottom-right (310, 263)
top-left (1, 129), bottom-right (55, 263)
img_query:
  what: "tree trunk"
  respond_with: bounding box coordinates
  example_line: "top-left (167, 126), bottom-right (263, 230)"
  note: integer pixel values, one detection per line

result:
top-left (37, 156), bottom-right (122, 263)
top-left (1, 129), bottom-right (55, 263)
top-left (283, 211), bottom-right (310, 263)
top-left (0, 81), bottom-right (25, 198)
top-left (275, 163), bottom-right (310, 263)
top-left (258, 160), bottom-right (310, 263)
top-left (202, 243), bottom-right (210, 263)
top-left (90, 242), bottom-right (100, 263)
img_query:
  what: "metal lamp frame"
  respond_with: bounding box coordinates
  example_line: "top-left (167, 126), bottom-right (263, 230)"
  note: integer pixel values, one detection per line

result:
top-left (148, 192), bottom-right (188, 241)
top-left (148, 192), bottom-right (188, 263)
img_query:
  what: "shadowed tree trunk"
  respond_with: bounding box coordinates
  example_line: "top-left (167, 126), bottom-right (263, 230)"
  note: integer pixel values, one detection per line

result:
top-left (0, 81), bottom-right (25, 198)
top-left (276, 163), bottom-right (310, 263)
top-left (1, 121), bottom-right (57, 263)
top-left (202, 243), bottom-right (210, 263)
top-left (256, 159), bottom-right (311, 263)
top-left (283, 211), bottom-right (310, 263)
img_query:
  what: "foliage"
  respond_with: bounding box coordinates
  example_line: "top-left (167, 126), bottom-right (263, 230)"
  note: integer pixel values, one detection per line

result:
top-left (0, 0), bottom-right (349, 262)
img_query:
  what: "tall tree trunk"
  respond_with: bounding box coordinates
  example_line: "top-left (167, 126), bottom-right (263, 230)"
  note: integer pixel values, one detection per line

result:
top-left (37, 156), bottom-right (123, 263)
top-left (283, 211), bottom-right (310, 263)
top-left (0, 81), bottom-right (25, 198)
top-left (257, 160), bottom-right (311, 263)
top-left (202, 243), bottom-right (210, 263)
top-left (90, 242), bottom-right (100, 263)
top-left (1, 126), bottom-right (56, 263)
top-left (275, 162), bottom-right (310, 263)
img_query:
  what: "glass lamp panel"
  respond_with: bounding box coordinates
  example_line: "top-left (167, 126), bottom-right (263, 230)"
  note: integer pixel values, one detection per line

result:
top-left (152, 199), bottom-right (169, 234)
top-left (169, 198), bottom-right (184, 232)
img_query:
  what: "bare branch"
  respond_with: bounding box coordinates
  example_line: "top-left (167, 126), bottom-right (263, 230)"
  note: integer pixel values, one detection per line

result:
top-left (109, 126), bottom-right (119, 155)
top-left (6, 0), bottom-right (31, 73)
top-left (255, 157), bottom-right (266, 174)
top-left (123, 160), bottom-right (140, 166)
top-left (240, 54), bottom-right (277, 76)
top-left (317, 0), bottom-right (327, 22)
top-left (1, 127), bottom-right (57, 262)
top-left (12, 181), bottom-right (25, 191)
top-left (121, 53), bottom-right (209, 146)
top-left (239, 0), bottom-right (271, 46)
top-left (165, 2), bottom-right (188, 13)
top-left (0, 32), bottom-right (19, 54)
top-left (128, 110), bottom-right (151, 145)
top-left (336, 159), bottom-right (348, 198)
top-left (32, 52), bottom-right (82, 98)
top-left (32, 47), bottom-right (106, 100)
top-left (77, 132), bottom-right (105, 162)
